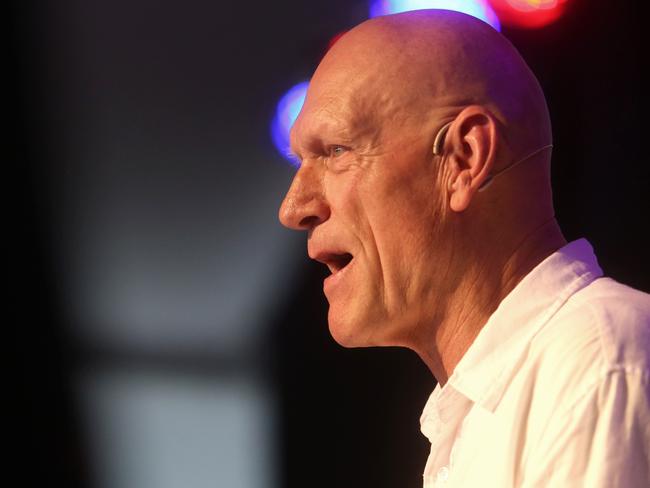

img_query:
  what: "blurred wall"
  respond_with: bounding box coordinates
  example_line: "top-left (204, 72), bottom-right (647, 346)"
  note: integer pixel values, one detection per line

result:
top-left (12, 1), bottom-right (646, 487)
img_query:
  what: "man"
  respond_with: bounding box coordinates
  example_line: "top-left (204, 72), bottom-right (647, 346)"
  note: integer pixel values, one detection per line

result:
top-left (278, 9), bottom-right (650, 488)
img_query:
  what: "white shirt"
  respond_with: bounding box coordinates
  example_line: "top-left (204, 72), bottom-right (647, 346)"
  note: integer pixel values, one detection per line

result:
top-left (420, 238), bottom-right (650, 488)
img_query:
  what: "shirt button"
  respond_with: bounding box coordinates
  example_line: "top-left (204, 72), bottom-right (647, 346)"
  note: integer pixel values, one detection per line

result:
top-left (437, 466), bottom-right (449, 482)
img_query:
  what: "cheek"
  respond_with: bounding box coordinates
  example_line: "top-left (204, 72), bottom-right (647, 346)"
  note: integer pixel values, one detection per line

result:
top-left (362, 176), bottom-right (444, 293)
top-left (324, 171), bottom-right (367, 225)
top-left (324, 159), bottom-right (443, 271)
top-left (366, 171), bottom-right (440, 242)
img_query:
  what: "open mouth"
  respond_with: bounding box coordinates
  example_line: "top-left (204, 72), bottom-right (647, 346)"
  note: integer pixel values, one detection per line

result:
top-left (325, 253), bottom-right (353, 274)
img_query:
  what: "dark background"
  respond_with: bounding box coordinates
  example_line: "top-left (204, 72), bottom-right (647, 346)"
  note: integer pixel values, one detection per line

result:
top-left (11, 1), bottom-right (646, 487)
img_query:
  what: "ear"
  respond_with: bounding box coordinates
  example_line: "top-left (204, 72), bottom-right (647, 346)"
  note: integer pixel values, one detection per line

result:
top-left (445, 106), bottom-right (498, 212)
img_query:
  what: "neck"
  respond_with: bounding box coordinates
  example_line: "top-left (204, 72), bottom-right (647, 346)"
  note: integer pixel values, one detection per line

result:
top-left (414, 217), bottom-right (566, 386)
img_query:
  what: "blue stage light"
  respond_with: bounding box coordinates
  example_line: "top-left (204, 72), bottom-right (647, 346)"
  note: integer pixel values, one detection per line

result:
top-left (369, 0), bottom-right (501, 31)
top-left (271, 81), bottom-right (309, 164)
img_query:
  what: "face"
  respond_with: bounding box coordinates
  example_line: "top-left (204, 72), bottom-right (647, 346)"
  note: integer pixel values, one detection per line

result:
top-left (279, 68), bottom-right (451, 349)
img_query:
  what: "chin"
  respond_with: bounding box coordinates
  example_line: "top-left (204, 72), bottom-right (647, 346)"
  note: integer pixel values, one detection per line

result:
top-left (327, 308), bottom-right (390, 348)
top-left (328, 321), bottom-right (358, 347)
top-left (327, 310), bottom-right (366, 347)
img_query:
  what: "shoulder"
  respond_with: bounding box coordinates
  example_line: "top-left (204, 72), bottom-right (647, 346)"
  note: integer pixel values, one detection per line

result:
top-left (527, 277), bottom-right (650, 416)
top-left (552, 277), bottom-right (650, 370)
top-left (513, 279), bottom-right (650, 481)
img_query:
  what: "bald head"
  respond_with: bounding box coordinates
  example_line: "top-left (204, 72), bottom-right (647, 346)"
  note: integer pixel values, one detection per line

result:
top-left (297, 10), bottom-right (551, 163)
top-left (280, 10), bottom-right (565, 372)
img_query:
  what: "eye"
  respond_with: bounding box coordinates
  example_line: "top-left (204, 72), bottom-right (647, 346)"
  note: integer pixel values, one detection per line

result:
top-left (330, 145), bottom-right (348, 157)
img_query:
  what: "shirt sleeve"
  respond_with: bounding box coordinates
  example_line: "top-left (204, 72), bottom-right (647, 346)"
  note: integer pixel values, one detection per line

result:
top-left (521, 367), bottom-right (650, 488)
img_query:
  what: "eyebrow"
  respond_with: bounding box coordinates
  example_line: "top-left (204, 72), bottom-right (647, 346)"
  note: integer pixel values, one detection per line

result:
top-left (298, 121), bottom-right (353, 154)
top-left (288, 130), bottom-right (303, 163)
top-left (286, 147), bottom-right (301, 165)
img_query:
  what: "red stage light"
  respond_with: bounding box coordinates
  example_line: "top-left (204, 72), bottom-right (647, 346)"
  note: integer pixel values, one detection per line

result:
top-left (488, 0), bottom-right (570, 28)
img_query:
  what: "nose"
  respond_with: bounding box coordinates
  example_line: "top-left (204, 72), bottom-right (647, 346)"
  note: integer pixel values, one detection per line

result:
top-left (279, 163), bottom-right (330, 231)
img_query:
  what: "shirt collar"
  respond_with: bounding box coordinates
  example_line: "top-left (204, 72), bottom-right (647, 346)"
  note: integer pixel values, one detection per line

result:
top-left (421, 238), bottom-right (603, 433)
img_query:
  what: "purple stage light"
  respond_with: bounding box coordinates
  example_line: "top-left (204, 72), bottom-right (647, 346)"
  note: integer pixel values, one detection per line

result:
top-left (271, 81), bottom-right (309, 165)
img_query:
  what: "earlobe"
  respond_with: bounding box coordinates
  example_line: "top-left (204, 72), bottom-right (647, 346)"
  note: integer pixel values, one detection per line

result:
top-left (449, 172), bottom-right (475, 212)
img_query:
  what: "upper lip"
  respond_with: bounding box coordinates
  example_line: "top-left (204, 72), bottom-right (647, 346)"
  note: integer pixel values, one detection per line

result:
top-left (308, 246), bottom-right (354, 274)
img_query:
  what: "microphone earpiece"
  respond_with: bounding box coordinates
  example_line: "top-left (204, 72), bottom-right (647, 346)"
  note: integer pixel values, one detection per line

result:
top-left (433, 122), bottom-right (452, 156)
top-left (432, 119), bottom-right (552, 192)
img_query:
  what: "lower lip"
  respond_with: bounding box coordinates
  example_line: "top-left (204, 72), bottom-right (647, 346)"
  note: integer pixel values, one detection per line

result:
top-left (323, 259), bottom-right (355, 294)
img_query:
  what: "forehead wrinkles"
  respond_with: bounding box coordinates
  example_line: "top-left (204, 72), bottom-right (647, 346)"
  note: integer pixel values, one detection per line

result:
top-left (294, 45), bottom-right (441, 157)
top-left (291, 96), bottom-right (351, 152)
top-left (293, 84), bottom-right (382, 152)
